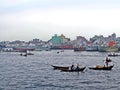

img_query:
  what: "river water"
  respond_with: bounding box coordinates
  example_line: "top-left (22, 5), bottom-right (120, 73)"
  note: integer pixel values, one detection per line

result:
top-left (0, 50), bottom-right (120, 90)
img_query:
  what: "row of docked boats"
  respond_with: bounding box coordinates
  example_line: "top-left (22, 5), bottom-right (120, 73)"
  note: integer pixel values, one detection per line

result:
top-left (74, 45), bottom-right (119, 52)
top-left (108, 53), bottom-right (120, 57)
top-left (20, 52), bottom-right (34, 56)
top-left (99, 46), bottom-right (118, 52)
top-left (19, 50), bottom-right (34, 56)
top-left (51, 64), bottom-right (114, 72)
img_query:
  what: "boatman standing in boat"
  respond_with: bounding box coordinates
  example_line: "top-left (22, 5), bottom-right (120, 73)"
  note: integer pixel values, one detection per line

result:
top-left (106, 57), bottom-right (109, 67)
top-left (105, 57), bottom-right (112, 67)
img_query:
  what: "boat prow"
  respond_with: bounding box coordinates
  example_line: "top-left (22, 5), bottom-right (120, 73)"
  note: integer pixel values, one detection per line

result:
top-left (51, 65), bottom-right (69, 70)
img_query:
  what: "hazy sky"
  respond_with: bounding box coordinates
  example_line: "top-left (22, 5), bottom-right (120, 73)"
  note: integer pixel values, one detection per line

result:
top-left (0, 0), bottom-right (120, 41)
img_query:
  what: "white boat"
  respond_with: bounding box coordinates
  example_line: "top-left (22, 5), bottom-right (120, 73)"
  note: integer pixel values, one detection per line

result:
top-left (86, 45), bottom-right (98, 51)
top-left (99, 45), bottom-right (118, 52)
top-left (106, 46), bottom-right (118, 52)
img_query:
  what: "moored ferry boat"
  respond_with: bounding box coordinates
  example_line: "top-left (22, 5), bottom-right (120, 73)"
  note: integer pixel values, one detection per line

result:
top-left (106, 46), bottom-right (118, 52)
top-left (51, 45), bottom-right (73, 50)
top-left (98, 45), bottom-right (107, 52)
top-left (74, 46), bottom-right (86, 51)
top-left (99, 45), bottom-right (118, 52)
top-left (13, 46), bottom-right (35, 51)
top-left (60, 45), bottom-right (73, 49)
top-left (99, 41), bottom-right (118, 52)
top-left (86, 45), bottom-right (98, 51)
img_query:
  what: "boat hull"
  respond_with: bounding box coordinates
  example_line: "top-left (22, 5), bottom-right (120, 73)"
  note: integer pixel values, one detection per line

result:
top-left (74, 47), bottom-right (86, 51)
top-left (61, 67), bottom-right (86, 72)
top-left (89, 65), bottom-right (114, 70)
top-left (86, 45), bottom-right (98, 51)
top-left (108, 54), bottom-right (120, 57)
top-left (52, 65), bottom-right (69, 70)
top-left (99, 46), bottom-right (118, 52)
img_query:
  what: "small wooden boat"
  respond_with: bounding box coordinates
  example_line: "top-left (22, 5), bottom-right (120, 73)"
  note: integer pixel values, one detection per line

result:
top-left (61, 67), bottom-right (86, 72)
top-left (57, 52), bottom-right (60, 54)
top-left (89, 65), bottom-right (114, 70)
top-left (27, 53), bottom-right (34, 55)
top-left (20, 53), bottom-right (27, 57)
top-left (51, 65), bottom-right (69, 70)
top-left (108, 54), bottom-right (120, 57)
top-left (19, 50), bottom-right (34, 56)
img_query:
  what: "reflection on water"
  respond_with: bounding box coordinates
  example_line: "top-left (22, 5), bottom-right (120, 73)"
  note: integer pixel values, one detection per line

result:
top-left (0, 50), bottom-right (120, 90)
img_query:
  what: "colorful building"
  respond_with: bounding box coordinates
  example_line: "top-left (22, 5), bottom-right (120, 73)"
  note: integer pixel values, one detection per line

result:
top-left (51, 34), bottom-right (61, 45)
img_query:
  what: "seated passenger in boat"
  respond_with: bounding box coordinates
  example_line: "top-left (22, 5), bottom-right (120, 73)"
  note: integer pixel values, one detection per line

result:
top-left (75, 64), bottom-right (80, 70)
top-left (71, 64), bottom-right (75, 70)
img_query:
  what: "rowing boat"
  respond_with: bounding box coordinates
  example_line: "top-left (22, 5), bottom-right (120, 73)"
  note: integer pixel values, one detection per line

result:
top-left (108, 54), bottom-right (120, 57)
top-left (89, 65), bottom-right (114, 70)
top-left (51, 65), bottom-right (69, 70)
top-left (61, 67), bottom-right (86, 72)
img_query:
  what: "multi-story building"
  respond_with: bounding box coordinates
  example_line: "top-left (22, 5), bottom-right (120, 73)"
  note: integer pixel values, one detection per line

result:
top-left (75, 36), bottom-right (88, 46)
top-left (51, 34), bottom-right (61, 45)
top-left (51, 34), bottom-right (73, 49)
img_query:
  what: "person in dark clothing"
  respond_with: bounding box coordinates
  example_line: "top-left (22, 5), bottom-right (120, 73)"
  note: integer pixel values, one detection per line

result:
top-left (75, 64), bottom-right (80, 70)
top-left (105, 57), bottom-right (111, 67)
top-left (71, 64), bottom-right (74, 70)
